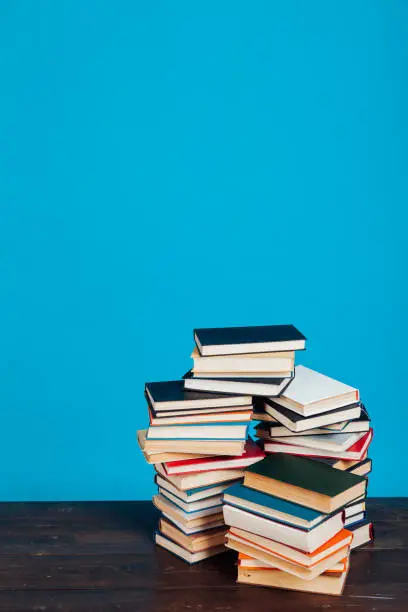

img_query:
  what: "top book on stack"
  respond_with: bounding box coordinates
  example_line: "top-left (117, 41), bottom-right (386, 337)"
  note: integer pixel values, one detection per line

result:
top-left (184, 325), bottom-right (306, 397)
top-left (194, 325), bottom-right (307, 356)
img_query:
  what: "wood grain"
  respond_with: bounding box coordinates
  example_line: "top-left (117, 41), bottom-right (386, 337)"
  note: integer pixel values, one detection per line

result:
top-left (0, 499), bottom-right (406, 611)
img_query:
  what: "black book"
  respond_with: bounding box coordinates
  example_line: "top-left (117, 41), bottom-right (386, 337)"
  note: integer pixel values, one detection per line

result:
top-left (183, 371), bottom-right (294, 397)
top-left (263, 398), bottom-right (361, 433)
top-left (194, 324), bottom-right (306, 356)
top-left (145, 380), bottom-right (252, 411)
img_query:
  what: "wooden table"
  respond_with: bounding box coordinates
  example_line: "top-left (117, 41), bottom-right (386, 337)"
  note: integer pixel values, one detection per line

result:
top-left (0, 499), bottom-right (406, 611)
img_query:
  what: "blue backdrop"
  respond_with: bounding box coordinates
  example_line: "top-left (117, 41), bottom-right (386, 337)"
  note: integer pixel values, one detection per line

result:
top-left (0, 1), bottom-right (406, 501)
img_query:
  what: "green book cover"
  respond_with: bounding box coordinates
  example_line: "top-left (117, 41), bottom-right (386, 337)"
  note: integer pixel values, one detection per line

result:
top-left (245, 453), bottom-right (366, 498)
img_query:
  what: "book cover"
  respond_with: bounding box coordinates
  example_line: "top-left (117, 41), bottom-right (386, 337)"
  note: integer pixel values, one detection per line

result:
top-left (245, 453), bottom-right (366, 498)
top-left (223, 482), bottom-right (328, 527)
top-left (194, 325), bottom-right (306, 354)
top-left (164, 438), bottom-right (264, 475)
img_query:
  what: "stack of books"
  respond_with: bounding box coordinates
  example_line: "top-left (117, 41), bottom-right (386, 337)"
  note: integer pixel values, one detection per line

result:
top-left (222, 453), bottom-right (368, 595)
top-left (184, 324), bottom-right (306, 397)
top-left (137, 323), bottom-right (374, 594)
top-left (137, 380), bottom-right (265, 563)
top-left (253, 365), bottom-right (373, 547)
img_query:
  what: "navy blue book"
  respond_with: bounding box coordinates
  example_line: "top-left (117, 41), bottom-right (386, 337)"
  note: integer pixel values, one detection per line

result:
top-left (194, 324), bottom-right (306, 356)
top-left (223, 482), bottom-right (336, 530)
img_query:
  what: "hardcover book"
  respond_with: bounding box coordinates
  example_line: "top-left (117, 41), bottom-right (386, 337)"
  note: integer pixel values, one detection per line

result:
top-left (184, 371), bottom-right (294, 397)
top-left (222, 482), bottom-right (338, 529)
top-left (264, 399), bottom-right (361, 432)
top-left (237, 564), bottom-right (349, 595)
top-left (194, 324), bottom-right (306, 356)
top-left (244, 454), bottom-right (367, 513)
top-left (263, 429), bottom-right (373, 462)
top-left (164, 438), bottom-right (264, 475)
top-left (223, 503), bottom-right (345, 553)
top-left (145, 380), bottom-right (251, 411)
top-left (191, 347), bottom-right (295, 373)
top-left (271, 366), bottom-right (360, 416)
top-left (155, 532), bottom-right (225, 563)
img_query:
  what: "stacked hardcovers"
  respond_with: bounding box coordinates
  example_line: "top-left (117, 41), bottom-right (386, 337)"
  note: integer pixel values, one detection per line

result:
top-left (253, 365), bottom-right (373, 551)
top-left (136, 324), bottom-right (374, 595)
top-left (137, 381), bottom-right (265, 562)
top-left (137, 324), bottom-right (306, 563)
top-left (184, 324), bottom-right (306, 397)
top-left (223, 453), bottom-right (369, 595)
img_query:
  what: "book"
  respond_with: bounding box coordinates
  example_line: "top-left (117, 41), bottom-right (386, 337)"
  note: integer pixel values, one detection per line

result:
top-left (163, 439), bottom-right (265, 475)
top-left (263, 429), bottom-right (373, 461)
top-left (225, 531), bottom-right (351, 581)
top-left (347, 457), bottom-right (372, 476)
top-left (222, 482), bottom-right (340, 529)
top-left (222, 504), bottom-right (345, 553)
top-left (271, 365), bottom-right (360, 416)
top-left (244, 454), bottom-right (367, 513)
top-left (191, 347), bottom-right (295, 373)
top-left (349, 519), bottom-right (374, 549)
top-left (237, 553), bottom-right (348, 573)
top-left (311, 456), bottom-right (371, 476)
top-left (156, 474), bottom-right (242, 503)
top-left (146, 422), bottom-right (249, 441)
top-left (344, 512), bottom-right (365, 527)
top-left (190, 370), bottom-right (294, 379)
top-left (155, 463), bottom-right (244, 491)
top-left (237, 564), bottom-right (349, 595)
top-left (252, 409), bottom-right (277, 423)
top-left (228, 526), bottom-right (352, 568)
top-left (143, 438), bottom-right (245, 456)
top-left (148, 404), bottom-right (253, 426)
top-left (137, 430), bottom-right (208, 464)
top-left (147, 403), bottom-right (253, 419)
top-left (153, 494), bottom-right (223, 526)
top-left (159, 488), bottom-right (223, 513)
top-left (184, 371), bottom-right (294, 397)
top-left (264, 398), bottom-right (361, 432)
top-left (260, 406), bottom-right (370, 436)
top-left (268, 431), bottom-right (368, 453)
top-left (194, 324), bottom-right (306, 356)
top-left (145, 380), bottom-right (251, 411)
top-left (155, 532), bottom-right (225, 563)
top-left (344, 499), bottom-right (366, 518)
top-left (159, 517), bottom-right (226, 552)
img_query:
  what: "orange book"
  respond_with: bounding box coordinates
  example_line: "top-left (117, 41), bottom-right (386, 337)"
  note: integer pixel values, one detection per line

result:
top-left (229, 527), bottom-right (352, 568)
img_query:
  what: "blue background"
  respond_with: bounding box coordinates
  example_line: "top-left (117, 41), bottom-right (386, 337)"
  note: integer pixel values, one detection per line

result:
top-left (0, 1), bottom-right (406, 501)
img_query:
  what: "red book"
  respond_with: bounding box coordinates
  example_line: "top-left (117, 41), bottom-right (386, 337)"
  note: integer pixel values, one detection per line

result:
top-left (164, 438), bottom-right (265, 475)
top-left (264, 429), bottom-right (373, 461)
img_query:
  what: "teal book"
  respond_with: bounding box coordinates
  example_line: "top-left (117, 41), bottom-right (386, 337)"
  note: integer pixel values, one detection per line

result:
top-left (223, 483), bottom-right (332, 530)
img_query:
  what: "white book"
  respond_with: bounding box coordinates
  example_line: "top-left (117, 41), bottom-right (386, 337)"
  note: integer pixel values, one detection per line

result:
top-left (222, 504), bottom-right (344, 553)
top-left (345, 512), bottom-right (365, 526)
top-left (272, 365), bottom-right (359, 416)
top-left (268, 431), bottom-right (366, 452)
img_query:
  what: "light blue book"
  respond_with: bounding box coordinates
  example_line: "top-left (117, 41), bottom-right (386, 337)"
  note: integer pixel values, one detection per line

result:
top-left (146, 421), bottom-right (249, 440)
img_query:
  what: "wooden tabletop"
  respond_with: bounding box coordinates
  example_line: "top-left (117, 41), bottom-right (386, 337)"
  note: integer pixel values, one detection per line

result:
top-left (0, 498), bottom-right (406, 611)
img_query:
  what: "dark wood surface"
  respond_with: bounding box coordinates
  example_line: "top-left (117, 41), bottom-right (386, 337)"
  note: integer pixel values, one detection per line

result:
top-left (0, 499), bottom-right (406, 611)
